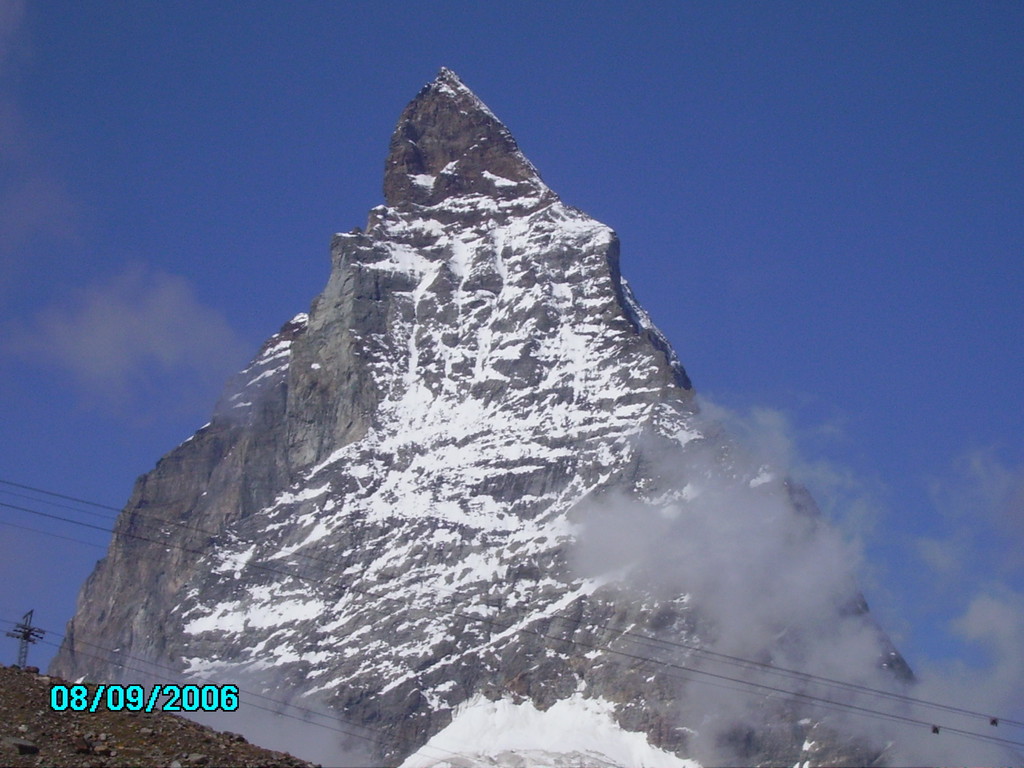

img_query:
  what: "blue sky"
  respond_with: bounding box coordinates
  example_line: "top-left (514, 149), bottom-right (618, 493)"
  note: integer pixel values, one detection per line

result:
top-left (0, 0), bottom-right (1021, 730)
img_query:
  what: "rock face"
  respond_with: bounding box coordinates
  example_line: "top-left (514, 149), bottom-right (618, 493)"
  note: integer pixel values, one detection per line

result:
top-left (52, 69), bottom-right (909, 767)
top-left (384, 68), bottom-right (552, 208)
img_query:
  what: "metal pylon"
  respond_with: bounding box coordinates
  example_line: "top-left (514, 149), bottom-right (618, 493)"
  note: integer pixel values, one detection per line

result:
top-left (5, 609), bottom-right (45, 667)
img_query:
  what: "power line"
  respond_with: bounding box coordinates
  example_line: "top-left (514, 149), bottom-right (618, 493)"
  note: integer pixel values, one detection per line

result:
top-left (457, 610), bottom-right (1024, 752)
top-left (0, 475), bottom-right (275, 549)
top-left (4, 478), bottom-right (1001, 730)
top-left (545, 614), bottom-right (1024, 731)
top-left (14, 610), bottom-right (1024, 759)
top-left (4, 493), bottom-right (1022, 738)
top-left (0, 479), bottom-right (121, 512)
top-left (0, 518), bottom-right (106, 548)
top-left (5, 491), bottom-right (1022, 743)
top-left (3, 488), bottom-right (1022, 752)
top-left (7, 491), bottom-right (1020, 734)
top-left (0, 475), bottom-right (362, 570)
top-left (0, 500), bottom-right (356, 594)
top-left (0, 476), bottom-right (223, 535)
top-left (0, 501), bottom-right (117, 536)
top-left (0, 487), bottom-right (121, 523)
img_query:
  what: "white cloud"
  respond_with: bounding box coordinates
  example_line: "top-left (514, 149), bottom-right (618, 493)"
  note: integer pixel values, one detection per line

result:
top-left (7, 265), bottom-right (249, 413)
top-left (569, 400), bottom-right (904, 764)
top-left (696, 397), bottom-right (886, 540)
top-left (914, 535), bottom-right (962, 578)
top-left (570, 397), bottom-right (1023, 764)
top-left (887, 587), bottom-right (1024, 765)
top-left (923, 449), bottom-right (1024, 582)
top-left (954, 590), bottom-right (1024, 659)
top-left (892, 449), bottom-right (1024, 761)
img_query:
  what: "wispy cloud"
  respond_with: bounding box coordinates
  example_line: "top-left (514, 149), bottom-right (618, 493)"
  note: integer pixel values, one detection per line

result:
top-left (698, 399), bottom-right (887, 540)
top-left (899, 448), bottom-right (1024, 760)
top-left (570, 397), bottom-right (1022, 763)
top-left (0, 0), bottom-right (81, 293)
top-left (927, 449), bottom-right (1024, 575)
top-left (570, 399), bottom-right (900, 764)
top-left (913, 448), bottom-right (1024, 611)
top-left (6, 265), bottom-right (249, 416)
top-left (705, 408), bottom-right (1024, 763)
top-left (0, 0), bottom-right (26, 64)
top-left (0, 6), bottom-right (237, 417)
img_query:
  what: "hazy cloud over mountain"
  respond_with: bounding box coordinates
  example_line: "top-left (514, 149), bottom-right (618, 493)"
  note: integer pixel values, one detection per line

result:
top-left (6, 266), bottom-right (248, 415)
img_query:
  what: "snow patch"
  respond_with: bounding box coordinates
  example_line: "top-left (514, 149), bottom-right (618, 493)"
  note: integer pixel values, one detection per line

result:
top-left (399, 693), bottom-right (699, 768)
top-left (274, 483), bottom-right (331, 507)
top-left (482, 170), bottom-right (519, 188)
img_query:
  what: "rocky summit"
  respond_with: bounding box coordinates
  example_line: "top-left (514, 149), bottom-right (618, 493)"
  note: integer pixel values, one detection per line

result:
top-left (52, 69), bottom-right (911, 767)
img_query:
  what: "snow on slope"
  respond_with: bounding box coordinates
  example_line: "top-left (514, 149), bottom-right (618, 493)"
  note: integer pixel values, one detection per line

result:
top-left (399, 693), bottom-right (700, 768)
top-left (175, 186), bottom-right (700, 691)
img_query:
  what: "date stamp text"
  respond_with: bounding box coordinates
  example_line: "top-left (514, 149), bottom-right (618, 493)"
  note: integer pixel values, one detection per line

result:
top-left (49, 683), bottom-right (239, 713)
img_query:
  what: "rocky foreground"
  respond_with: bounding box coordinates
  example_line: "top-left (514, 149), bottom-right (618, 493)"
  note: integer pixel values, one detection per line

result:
top-left (0, 664), bottom-right (317, 768)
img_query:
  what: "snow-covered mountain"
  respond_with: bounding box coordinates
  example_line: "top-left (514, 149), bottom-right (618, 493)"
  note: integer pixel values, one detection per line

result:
top-left (52, 68), bottom-right (910, 767)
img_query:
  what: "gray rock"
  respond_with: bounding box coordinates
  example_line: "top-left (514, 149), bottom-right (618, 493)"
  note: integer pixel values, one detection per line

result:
top-left (3, 736), bottom-right (38, 755)
top-left (383, 68), bottom-right (552, 209)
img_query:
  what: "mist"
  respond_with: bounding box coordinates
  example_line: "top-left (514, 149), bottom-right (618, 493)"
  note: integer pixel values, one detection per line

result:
top-left (185, 686), bottom-right (378, 768)
top-left (571, 396), bottom-right (1023, 765)
top-left (126, 659), bottom-right (379, 767)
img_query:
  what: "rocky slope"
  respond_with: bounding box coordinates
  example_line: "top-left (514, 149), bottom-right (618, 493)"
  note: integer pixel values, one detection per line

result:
top-left (0, 664), bottom-right (315, 768)
top-left (52, 68), bottom-right (910, 767)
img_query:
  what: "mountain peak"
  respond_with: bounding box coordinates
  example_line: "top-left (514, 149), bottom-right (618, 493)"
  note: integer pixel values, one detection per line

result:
top-left (383, 68), bottom-right (551, 207)
top-left (53, 69), bottom-right (911, 768)
top-left (433, 65), bottom-right (470, 93)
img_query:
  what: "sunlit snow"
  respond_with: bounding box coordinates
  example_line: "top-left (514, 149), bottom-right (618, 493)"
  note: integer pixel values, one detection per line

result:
top-left (399, 693), bottom-right (699, 768)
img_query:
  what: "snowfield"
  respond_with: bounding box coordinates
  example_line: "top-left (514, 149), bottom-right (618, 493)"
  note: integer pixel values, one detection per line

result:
top-left (399, 693), bottom-right (700, 768)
